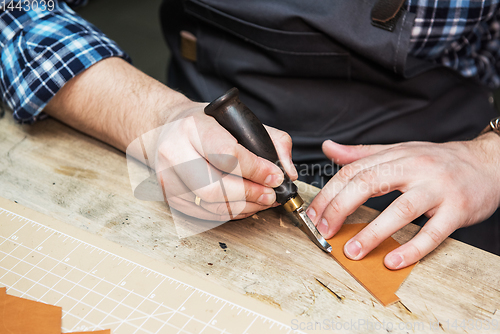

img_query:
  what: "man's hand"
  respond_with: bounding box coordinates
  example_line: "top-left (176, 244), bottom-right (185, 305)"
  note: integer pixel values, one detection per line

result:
top-left (154, 103), bottom-right (297, 221)
top-left (306, 133), bottom-right (500, 269)
top-left (45, 57), bottom-right (297, 221)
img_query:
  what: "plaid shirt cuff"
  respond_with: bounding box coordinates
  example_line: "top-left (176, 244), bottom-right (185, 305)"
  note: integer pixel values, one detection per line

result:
top-left (0, 1), bottom-right (130, 124)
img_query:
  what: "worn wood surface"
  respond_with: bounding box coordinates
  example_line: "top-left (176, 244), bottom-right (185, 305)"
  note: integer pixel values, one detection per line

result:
top-left (1, 114), bottom-right (500, 333)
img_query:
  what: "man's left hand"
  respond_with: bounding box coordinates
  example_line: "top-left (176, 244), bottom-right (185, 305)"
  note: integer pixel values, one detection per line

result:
top-left (306, 133), bottom-right (500, 269)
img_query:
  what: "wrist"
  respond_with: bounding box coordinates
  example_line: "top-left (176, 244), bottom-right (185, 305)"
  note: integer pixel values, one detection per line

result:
top-left (122, 90), bottom-right (191, 146)
top-left (472, 131), bottom-right (500, 206)
top-left (45, 57), bottom-right (204, 153)
top-left (474, 131), bottom-right (500, 156)
top-left (159, 96), bottom-right (202, 125)
top-left (122, 93), bottom-right (206, 149)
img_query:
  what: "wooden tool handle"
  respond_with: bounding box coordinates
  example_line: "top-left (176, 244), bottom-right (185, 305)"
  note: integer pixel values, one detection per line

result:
top-left (205, 88), bottom-right (297, 204)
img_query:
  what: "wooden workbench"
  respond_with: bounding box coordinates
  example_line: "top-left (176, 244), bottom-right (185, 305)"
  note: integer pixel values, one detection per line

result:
top-left (1, 113), bottom-right (499, 333)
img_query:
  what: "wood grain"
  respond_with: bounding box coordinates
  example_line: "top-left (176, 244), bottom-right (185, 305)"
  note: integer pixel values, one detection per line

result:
top-left (1, 114), bottom-right (499, 333)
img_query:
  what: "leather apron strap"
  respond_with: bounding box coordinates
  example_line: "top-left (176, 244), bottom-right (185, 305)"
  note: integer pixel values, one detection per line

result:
top-left (371, 0), bottom-right (406, 31)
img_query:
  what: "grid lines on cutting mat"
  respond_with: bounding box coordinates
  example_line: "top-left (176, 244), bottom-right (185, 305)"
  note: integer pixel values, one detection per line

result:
top-left (0, 207), bottom-right (300, 334)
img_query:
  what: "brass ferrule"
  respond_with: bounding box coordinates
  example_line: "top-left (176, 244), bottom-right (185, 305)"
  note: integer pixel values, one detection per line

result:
top-left (283, 195), bottom-right (304, 212)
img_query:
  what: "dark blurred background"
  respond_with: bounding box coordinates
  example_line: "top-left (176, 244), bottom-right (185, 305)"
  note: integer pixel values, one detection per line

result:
top-left (76, 0), bottom-right (170, 84)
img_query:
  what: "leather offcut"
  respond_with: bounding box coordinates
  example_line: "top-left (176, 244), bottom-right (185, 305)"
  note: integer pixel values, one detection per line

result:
top-left (326, 223), bottom-right (416, 306)
top-left (0, 287), bottom-right (111, 334)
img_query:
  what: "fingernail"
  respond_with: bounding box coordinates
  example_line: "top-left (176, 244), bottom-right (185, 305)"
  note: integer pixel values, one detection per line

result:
top-left (264, 174), bottom-right (283, 187)
top-left (344, 239), bottom-right (362, 260)
top-left (324, 140), bottom-right (334, 148)
top-left (386, 253), bottom-right (404, 269)
top-left (318, 218), bottom-right (329, 235)
top-left (257, 193), bottom-right (274, 205)
top-left (307, 208), bottom-right (316, 220)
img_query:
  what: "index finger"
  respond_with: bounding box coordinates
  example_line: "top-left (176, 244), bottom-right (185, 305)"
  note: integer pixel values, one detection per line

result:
top-left (343, 188), bottom-right (436, 261)
top-left (307, 150), bottom-right (403, 225)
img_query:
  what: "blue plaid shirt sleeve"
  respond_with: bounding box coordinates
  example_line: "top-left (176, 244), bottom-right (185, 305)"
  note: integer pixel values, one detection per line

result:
top-left (407, 0), bottom-right (500, 88)
top-left (0, 1), bottom-right (130, 124)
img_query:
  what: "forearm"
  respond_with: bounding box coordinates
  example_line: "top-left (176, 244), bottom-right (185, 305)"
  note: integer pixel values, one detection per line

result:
top-left (44, 57), bottom-right (195, 151)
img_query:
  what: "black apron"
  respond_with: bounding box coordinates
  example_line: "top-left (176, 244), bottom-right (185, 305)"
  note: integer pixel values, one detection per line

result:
top-left (160, 0), bottom-right (500, 255)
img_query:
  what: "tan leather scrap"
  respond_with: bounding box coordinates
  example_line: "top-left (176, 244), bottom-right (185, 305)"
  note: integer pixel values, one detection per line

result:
top-left (326, 223), bottom-right (416, 306)
top-left (0, 287), bottom-right (110, 334)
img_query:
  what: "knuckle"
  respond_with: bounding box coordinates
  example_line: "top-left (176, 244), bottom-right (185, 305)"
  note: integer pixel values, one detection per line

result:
top-left (442, 174), bottom-right (457, 187)
top-left (353, 143), bottom-right (368, 152)
top-left (211, 154), bottom-right (238, 172)
top-left (244, 186), bottom-right (253, 200)
top-left (356, 169), bottom-right (376, 186)
top-left (198, 184), bottom-right (221, 203)
top-left (214, 202), bottom-right (230, 216)
top-left (393, 197), bottom-right (416, 220)
top-left (457, 197), bottom-right (471, 213)
top-left (406, 242), bottom-right (424, 260)
top-left (157, 142), bottom-right (174, 161)
top-left (363, 226), bottom-right (381, 242)
top-left (214, 144), bottom-right (236, 159)
top-left (422, 227), bottom-right (443, 246)
top-left (414, 154), bottom-right (436, 168)
top-left (316, 190), bottom-right (330, 207)
top-left (246, 158), bottom-right (265, 181)
top-left (178, 118), bottom-right (190, 133)
top-left (337, 165), bottom-right (356, 183)
top-left (213, 213), bottom-right (228, 221)
top-left (327, 198), bottom-right (342, 214)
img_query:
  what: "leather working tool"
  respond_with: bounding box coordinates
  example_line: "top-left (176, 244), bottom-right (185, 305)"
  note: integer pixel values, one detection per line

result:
top-left (205, 88), bottom-right (332, 253)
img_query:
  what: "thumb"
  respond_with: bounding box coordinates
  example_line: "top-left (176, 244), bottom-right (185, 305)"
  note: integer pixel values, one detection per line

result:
top-left (322, 140), bottom-right (398, 165)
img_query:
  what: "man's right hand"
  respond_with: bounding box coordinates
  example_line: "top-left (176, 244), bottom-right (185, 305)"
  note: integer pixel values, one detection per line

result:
top-left (45, 57), bottom-right (297, 220)
top-left (154, 102), bottom-right (297, 220)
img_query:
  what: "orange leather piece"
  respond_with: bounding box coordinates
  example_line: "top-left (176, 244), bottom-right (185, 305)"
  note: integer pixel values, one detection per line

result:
top-left (326, 223), bottom-right (416, 306)
top-left (0, 287), bottom-right (110, 334)
top-left (0, 287), bottom-right (61, 334)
